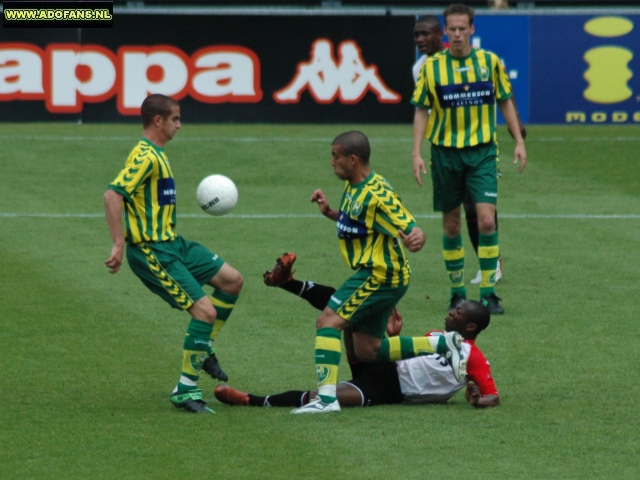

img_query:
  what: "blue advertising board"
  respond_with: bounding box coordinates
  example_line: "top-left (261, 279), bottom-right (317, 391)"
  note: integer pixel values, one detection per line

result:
top-left (530, 15), bottom-right (640, 124)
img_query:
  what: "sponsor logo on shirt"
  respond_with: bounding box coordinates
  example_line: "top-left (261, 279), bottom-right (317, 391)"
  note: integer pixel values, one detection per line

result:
top-left (436, 81), bottom-right (495, 108)
top-left (336, 211), bottom-right (367, 239)
top-left (157, 178), bottom-right (176, 205)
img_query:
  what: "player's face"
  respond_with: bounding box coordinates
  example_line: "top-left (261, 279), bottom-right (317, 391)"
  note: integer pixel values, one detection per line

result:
top-left (331, 144), bottom-right (354, 181)
top-left (159, 106), bottom-right (182, 141)
top-left (445, 303), bottom-right (469, 334)
top-left (444, 14), bottom-right (474, 57)
top-left (414, 23), bottom-right (443, 56)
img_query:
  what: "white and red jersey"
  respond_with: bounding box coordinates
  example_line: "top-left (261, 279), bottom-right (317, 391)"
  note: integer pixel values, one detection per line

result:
top-left (396, 330), bottom-right (498, 404)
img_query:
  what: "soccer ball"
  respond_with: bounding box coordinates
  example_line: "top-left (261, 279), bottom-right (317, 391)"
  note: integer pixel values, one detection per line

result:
top-left (196, 174), bottom-right (238, 216)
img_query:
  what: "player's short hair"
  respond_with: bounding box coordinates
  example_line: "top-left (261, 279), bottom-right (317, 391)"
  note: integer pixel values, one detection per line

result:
top-left (465, 300), bottom-right (491, 334)
top-left (141, 94), bottom-right (179, 128)
top-left (416, 14), bottom-right (441, 30)
top-left (332, 131), bottom-right (371, 165)
top-left (443, 3), bottom-right (475, 26)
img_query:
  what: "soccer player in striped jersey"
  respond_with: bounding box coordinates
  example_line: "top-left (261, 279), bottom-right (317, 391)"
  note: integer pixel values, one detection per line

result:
top-left (291, 131), bottom-right (466, 414)
top-left (215, 299), bottom-right (499, 409)
top-left (104, 94), bottom-right (244, 413)
top-left (413, 14), bottom-right (527, 289)
top-left (411, 4), bottom-right (527, 315)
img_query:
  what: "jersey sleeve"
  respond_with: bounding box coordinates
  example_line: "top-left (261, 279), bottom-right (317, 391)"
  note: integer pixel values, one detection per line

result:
top-left (466, 347), bottom-right (499, 397)
top-left (109, 150), bottom-right (154, 202)
top-left (410, 60), bottom-right (432, 108)
top-left (493, 53), bottom-right (513, 102)
top-left (372, 188), bottom-right (417, 237)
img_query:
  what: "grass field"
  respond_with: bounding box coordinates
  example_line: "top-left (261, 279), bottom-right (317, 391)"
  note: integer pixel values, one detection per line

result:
top-left (1, 123), bottom-right (639, 479)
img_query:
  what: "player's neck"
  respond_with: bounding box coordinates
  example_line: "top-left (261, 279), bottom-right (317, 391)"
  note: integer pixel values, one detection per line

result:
top-left (142, 129), bottom-right (168, 148)
top-left (349, 167), bottom-right (371, 186)
top-left (449, 46), bottom-right (472, 58)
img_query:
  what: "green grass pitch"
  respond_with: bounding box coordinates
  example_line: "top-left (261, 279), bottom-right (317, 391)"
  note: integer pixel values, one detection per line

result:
top-left (1, 122), bottom-right (639, 479)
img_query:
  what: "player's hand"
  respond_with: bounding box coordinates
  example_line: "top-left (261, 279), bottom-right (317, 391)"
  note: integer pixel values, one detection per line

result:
top-left (398, 227), bottom-right (426, 252)
top-left (310, 189), bottom-right (332, 217)
top-left (514, 143), bottom-right (527, 173)
top-left (104, 244), bottom-right (124, 274)
top-left (465, 380), bottom-right (481, 405)
top-left (412, 155), bottom-right (427, 187)
top-left (386, 307), bottom-right (403, 337)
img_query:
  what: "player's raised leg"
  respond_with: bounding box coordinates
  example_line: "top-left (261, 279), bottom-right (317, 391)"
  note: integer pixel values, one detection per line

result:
top-left (263, 252), bottom-right (337, 310)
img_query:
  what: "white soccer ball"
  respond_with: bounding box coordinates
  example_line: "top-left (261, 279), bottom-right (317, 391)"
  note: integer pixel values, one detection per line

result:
top-left (196, 174), bottom-right (238, 216)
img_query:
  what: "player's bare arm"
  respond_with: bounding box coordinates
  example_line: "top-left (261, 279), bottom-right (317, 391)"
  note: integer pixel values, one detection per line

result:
top-left (507, 91), bottom-right (527, 141)
top-left (465, 380), bottom-right (501, 408)
top-left (411, 107), bottom-right (430, 186)
top-left (398, 226), bottom-right (426, 252)
top-left (498, 97), bottom-right (527, 173)
top-left (104, 189), bottom-right (126, 274)
top-left (310, 189), bottom-right (338, 220)
top-left (386, 307), bottom-right (403, 337)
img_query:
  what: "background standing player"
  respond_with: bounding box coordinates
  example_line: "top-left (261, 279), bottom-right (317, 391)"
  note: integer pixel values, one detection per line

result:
top-left (413, 14), bottom-right (527, 287)
top-left (104, 94), bottom-right (243, 413)
top-left (411, 4), bottom-right (527, 315)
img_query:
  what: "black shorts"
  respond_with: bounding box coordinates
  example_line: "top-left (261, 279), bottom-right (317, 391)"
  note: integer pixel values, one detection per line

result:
top-left (343, 362), bottom-right (404, 407)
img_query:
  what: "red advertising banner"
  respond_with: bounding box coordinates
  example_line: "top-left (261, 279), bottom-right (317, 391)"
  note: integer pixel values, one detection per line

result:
top-left (0, 13), bottom-right (416, 122)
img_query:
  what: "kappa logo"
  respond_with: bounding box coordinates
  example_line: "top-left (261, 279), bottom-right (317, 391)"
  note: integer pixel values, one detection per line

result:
top-left (274, 39), bottom-right (401, 104)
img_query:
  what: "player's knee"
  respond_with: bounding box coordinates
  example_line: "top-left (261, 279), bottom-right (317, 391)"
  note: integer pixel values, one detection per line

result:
top-left (478, 215), bottom-right (496, 234)
top-left (190, 301), bottom-right (217, 324)
top-left (444, 222), bottom-right (461, 237)
top-left (316, 310), bottom-right (345, 330)
top-left (229, 271), bottom-right (244, 295)
top-left (221, 269), bottom-right (244, 295)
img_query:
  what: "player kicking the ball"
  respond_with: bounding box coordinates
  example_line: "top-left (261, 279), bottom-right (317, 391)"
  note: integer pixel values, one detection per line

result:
top-left (104, 94), bottom-right (244, 413)
top-left (215, 253), bottom-right (498, 410)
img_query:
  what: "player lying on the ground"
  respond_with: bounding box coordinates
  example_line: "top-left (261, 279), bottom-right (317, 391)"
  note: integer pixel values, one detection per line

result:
top-left (214, 253), bottom-right (499, 409)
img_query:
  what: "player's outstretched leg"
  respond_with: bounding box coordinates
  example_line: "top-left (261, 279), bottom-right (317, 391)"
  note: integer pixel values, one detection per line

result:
top-left (263, 252), bottom-right (297, 286)
top-left (214, 385), bottom-right (250, 405)
top-left (263, 252), bottom-right (336, 311)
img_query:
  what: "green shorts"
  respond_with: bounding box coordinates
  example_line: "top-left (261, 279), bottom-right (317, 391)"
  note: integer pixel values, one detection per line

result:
top-left (327, 268), bottom-right (409, 339)
top-left (430, 141), bottom-right (499, 212)
top-left (126, 235), bottom-right (225, 311)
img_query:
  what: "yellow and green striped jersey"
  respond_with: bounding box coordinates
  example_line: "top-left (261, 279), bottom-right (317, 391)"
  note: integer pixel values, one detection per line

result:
top-left (411, 48), bottom-right (512, 148)
top-left (109, 138), bottom-right (177, 244)
top-left (336, 172), bottom-right (417, 286)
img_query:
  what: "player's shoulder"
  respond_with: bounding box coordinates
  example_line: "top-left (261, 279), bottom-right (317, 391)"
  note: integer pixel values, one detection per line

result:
top-left (467, 340), bottom-right (490, 366)
top-left (367, 173), bottom-right (395, 194)
top-left (474, 48), bottom-right (501, 63)
top-left (413, 54), bottom-right (428, 70)
top-left (127, 139), bottom-right (160, 163)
